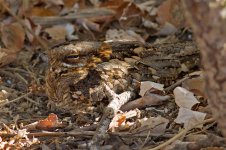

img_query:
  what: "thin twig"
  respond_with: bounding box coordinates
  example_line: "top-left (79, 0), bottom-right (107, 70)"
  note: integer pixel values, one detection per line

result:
top-left (0, 92), bottom-right (31, 107)
top-left (0, 130), bottom-right (174, 138)
top-left (15, 73), bottom-right (28, 85)
top-left (144, 118), bottom-right (215, 150)
top-left (25, 96), bottom-right (40, 105)
top-left (139, 131), bottom-right (151, 150)
top-left (165, 76), bottom-right (190, 92)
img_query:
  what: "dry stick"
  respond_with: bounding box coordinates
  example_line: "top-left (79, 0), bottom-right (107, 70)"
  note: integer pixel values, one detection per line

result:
top-left (0, 131), bottom-right (94, 138)
top-left (165, 76), bottom-right (190, 92)
top-left (144, 118), bottom-right (215, 150)
top-left (0, 130), bottom-right (174, 138)
top-left (139, 131), bottom-right (151, 150)
top-left (15, 73), bottom-right (28, 85)
top-left (25, 96), bottom-right (40, 105)
top-left (87, 83), bottom-right (135, 150)
top-left (31, 8), bottom-right (115, 25)
top-left (0, 0), bottom-right (48, 51)
top-left (0, 84), bottom-right (39, 105)
top-left (0, 92), bottom-right (31, 107)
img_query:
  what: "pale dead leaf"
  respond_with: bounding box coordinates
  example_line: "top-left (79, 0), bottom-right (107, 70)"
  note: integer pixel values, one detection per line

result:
top-left (174, 87), bottom-right (199, 109)
top-left (182, 73), bottom-right (205, 97)
top-left (105, 29), bottom-right (137, 41)
top-left (174, 107), bottom-right (206, 129)
top-left (118, 2), bottom-right (143, 28)
top-left (44, 25), bottom-right (67, 41)
top-left (185, 134), bottom-right (207, 142)
top-left (23, 19), bottom-right (42, 43)
top-left (76, 18), bottom-right (100, 32)
top-left (134, 116), bottom-right (169, 136)
top-left (126, 30), bottom-right (145, 44)
top-left (155, 22), bottom-right (178, 36)
top-left (0, 48), bottom-right (17, 67)
top-left (45, 0), bottom-right (64, 6)
top-left (120, 92), bottom-right (170, 111)
top-left (137, 1), bottom-right (157, 16)
top-left (109, 110), bottom-right (140, 132)
top-left (23, 19), bottom-right (34, 42)
top-left (1, 22), bottom-right (25, 52)
top-left (90, 0), bottom-right (100, 7)
top-left (156, 0), bottom-right (186, 28)
top-left (139, 81), bottom-right (164, 96)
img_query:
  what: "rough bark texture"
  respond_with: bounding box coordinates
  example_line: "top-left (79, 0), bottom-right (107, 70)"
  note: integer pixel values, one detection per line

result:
top-left (183, 0), bottom-right (226, 136)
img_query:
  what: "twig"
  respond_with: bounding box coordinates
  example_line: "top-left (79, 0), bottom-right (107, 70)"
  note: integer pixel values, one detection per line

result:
top-left (0, 0), bottom-right (48, 51)
top-left (88, 83), bottom-right (135, 149)
top-left (5, 67), bottom-right (30, 74)
top-left (144, 118), bottom-right (215, 150)
top-left (139, 131), bottom-right (151, 150)
top-left (15, 73), bottom-right (28, 85)
top-left (25, 96), bottom-right (40, 105)
top-left (31, 8), bottom-right (115, 25)
top-left (165, 76), bottom-right (190, 92)
top-left (0, 92), bottom-right (31, 107)
top-left (0, 130), bottom-right (174, 138)
top-left (0, 131), bottom-right (94, 138)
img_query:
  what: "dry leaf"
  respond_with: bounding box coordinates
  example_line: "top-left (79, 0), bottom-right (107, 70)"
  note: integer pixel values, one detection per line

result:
top-left (30, 6), bottom-right (58, 17)
top-left (1, 22), bottom-right (25, 52)
top-left (64, 0), bottom-right (78, 8)
top-left (44, 25), bottom-right (67, 41)
top-left (126, 30), bottom-right (145, 44)
top-left (120, 91), bottom-right (169, 111)
top-left (174, 107), bottom-right (206, 129)
top-left (23, 19), bottom-right (42, 43)
top-left (182, 73), bottom-right (206, 97)
top-left (76, 18), bottom-right (100, 32)
top-left (155, 22), bottom-right (177, 36)
top-left (0, 48), bottom-right (17, 67)
top-left (105, 29), bottom-right (137, 41)
top-left (117, 2), bottom-right (143, 28)
top-left (100, 0), bottom-right (126, 10)
top-left (45, 0), bottom-right (64, 7)
top-left (185, 134), bottom-right (207, 142)
top-left (134, 116), bottom-right (169, 136)
top-left (156, 0), bottom-right (186, 28)
top-left (174, 87), bottom-right (200, 109)
top-left (139, 81), bottom-right (164, 96)
top-left (109, 109), bottom-right (140, 132)
top-left (36, 113), bottom-right (64, 130)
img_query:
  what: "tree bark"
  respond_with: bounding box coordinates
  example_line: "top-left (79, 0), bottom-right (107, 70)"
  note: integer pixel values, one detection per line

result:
top-left (183, 0), bottom-right (226, 136)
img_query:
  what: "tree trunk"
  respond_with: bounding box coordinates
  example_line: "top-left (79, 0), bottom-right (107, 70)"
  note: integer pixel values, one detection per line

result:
top-left (183, 0), bottom-right (226, 136)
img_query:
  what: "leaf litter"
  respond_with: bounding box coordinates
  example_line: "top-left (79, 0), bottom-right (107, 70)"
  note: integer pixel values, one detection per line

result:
top-left (0, 0), bottom-right (224, 149)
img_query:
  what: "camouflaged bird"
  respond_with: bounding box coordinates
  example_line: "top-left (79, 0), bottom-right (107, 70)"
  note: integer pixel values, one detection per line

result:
top-left (45, 40), bottom-right (199, 114)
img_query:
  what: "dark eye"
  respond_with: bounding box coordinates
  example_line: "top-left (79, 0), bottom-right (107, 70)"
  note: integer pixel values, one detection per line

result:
top-left (63, 54), bottom-right (80, 64)
top-left (65, 55), bottom-right (79, 59)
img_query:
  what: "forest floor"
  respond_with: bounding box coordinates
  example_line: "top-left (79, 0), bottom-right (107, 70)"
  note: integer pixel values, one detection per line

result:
top-left (0, 0), bottom-right (225, 149)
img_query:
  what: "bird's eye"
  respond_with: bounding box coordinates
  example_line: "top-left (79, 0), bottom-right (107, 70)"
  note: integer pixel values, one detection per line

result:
top-left (65, 54), bottom-right (79, 59)
top-left (63, 54), bottom-right (80, 64)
